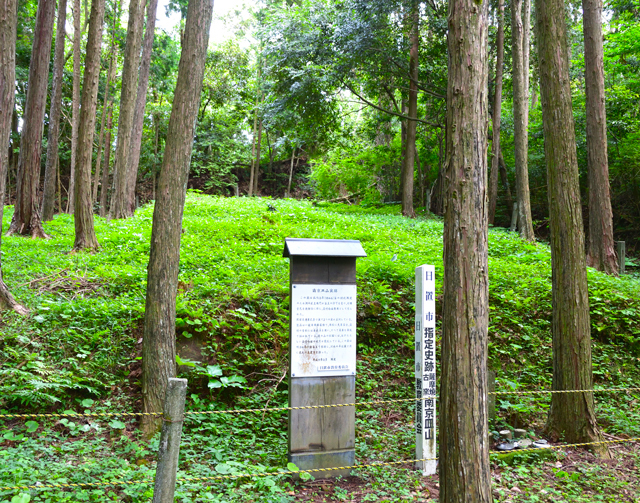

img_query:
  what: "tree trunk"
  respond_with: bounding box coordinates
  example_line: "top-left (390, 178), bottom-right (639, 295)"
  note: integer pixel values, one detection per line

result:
top-left (488, 0), bottom-right (504, 225)
top-left (286, 146), bottom-right (295, 197)
top-left (73, 0), bottom-right (105, 251)
top-left (92, 53), bottom-right (115, 203)
top-left (535, 0), bottom-right (607, 455)
top-left (7, 0), bottom-right (55, 238)
top-left (401, 1), bottom-right (418, 218)
top-left (142, 0), bottom-right (213, 437)
top-left (126, 0), bottom-right (159, 214)
top-left (110, 0), bottom-right (145, 219)
top-left (583, 0), bottom-right (617, 274)
top-left (0, 0), bottom-right (28, 314)
top-left (67, 0), bottom-right (81, 213)
top-left (41, 0), bottom-right (67, 222)
top-left (253, 118), bottom-right (263, 195)
top-left (439, 0), bottom-right (491, 500)
top-left (511, 0), bottom-right (535, 241)
top-left (429, 130), bottom-right (445, 215)
top-left (248, 103), bottom-right (258, 196)
top-left (99, 105), bottom-right (113, 217)
top-left (499, 152), bottom-right (513, 211)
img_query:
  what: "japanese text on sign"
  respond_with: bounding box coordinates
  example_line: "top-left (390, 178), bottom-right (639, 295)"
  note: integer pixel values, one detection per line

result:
top-left (291, 284), bottom-right (357, 377)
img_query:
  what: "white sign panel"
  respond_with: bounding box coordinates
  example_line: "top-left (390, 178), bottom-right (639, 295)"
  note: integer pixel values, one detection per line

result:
top-left (290, 284), bottom-right (357, 378)
top-left (415, 265), bottom-right (437, 476)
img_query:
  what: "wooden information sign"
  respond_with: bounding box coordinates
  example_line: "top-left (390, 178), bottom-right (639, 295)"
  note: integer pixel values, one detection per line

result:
top-left (284, 238), bottom-right (366, 478)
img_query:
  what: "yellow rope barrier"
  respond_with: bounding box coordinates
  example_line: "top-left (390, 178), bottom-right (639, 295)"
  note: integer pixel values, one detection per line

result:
top-left (1, 386), bottom-right (638, 419)
top-left (2, 436), bottom-right (640, 492)
top-left (490, 436), bottom-right (640, 454)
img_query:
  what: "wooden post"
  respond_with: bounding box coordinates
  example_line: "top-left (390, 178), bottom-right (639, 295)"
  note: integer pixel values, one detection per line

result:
top-left (152, 378), bottom-right (187, 503)
top-left (284, 239), bottom-right (366, 479)
top-left (510, 202), bottom-right (518, 232)
top-left (617, 241), bottom-right (625, 275)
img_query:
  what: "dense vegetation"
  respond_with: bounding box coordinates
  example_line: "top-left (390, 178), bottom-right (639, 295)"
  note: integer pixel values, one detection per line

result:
top-left (1, 196), bottom-right (638, 502)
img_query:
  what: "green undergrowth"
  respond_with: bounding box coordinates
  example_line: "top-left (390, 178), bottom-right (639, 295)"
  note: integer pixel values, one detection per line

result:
top-left (1, 194), bottom-right (639, 502)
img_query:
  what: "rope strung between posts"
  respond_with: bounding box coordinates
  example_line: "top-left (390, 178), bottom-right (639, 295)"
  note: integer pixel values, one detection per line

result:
top-left (2, 436), bottom-right (640, 493)
top-left (1, 387), bottom-right (639, 419)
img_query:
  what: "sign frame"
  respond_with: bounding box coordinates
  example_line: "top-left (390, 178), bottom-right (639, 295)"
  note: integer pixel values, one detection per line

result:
top-left (415, 264), bottom-right (437, 475)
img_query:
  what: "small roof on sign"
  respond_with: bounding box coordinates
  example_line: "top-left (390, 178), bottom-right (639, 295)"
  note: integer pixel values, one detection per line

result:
top-left (283, 238), bottom-right (367, 258)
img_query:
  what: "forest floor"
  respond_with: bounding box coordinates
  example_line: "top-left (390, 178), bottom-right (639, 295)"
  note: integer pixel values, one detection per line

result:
top-left (1, 194), bottom-right (639, 503)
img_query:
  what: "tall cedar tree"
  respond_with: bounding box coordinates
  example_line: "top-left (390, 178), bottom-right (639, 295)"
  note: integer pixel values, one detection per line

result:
top-left (488, 0), bottom-right (504, 225)
top-left (41, 0), bottom-right (67, 221)
top-left (401, 0), bottom-right (418, 218)
top-left (0, 0), bottom-right (28, 314)
top-left (67, 0), bottom-right (81, 213)
top-left (439, 0), bottom-right (492, 500)
top-left (535, 0), bottom-right (608, 454)
top-left (73, 0), bottom-right (106, 251)
top-left (584, 0), bottom-right (617, 274)
top-left (126, 0), bottom-right (159, 212)
top-left (7, 0), bottom-right (55, 237)
top-left (92, 52), bottom-right (115, 203)
top-left (99, 105), bottom-right (113, 216)
top-left (110, 0), bottom-right (145, 219)
top-left (92, 0), bottom-right (120, 203)
top-left (142, 0), bottom-right (214, 436)
top-left (511, 0), bottom-right (535, 240)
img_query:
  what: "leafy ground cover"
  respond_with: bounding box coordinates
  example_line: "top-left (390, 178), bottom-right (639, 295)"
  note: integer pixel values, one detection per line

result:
top-left (1, 194), bottom-right (639, 502)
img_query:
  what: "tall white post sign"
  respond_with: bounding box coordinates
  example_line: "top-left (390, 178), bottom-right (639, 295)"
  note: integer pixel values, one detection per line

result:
top-left (415, 265), bottom-right (437, 475)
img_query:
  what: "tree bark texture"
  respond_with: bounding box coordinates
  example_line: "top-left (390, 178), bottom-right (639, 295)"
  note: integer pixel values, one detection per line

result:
top-left (92, 53), bottom-right (115, 203)
top-left (511, 0), bottom-right (535, 241)
top-left (67, 0), bottom-right (81, 213)
top-left (583, 0), bottom-right (617, 274)
top-left (488, 0), bottom-right (504, 225)
top-left (439, 0), bottom-right (491, 500)
top-left (126, 0), bottom-right (159, 213)
top-left (253, 118), bottom-right (263, 195)
top-left (41, 0), bottom-right (67, 222)
top-left (73, 0), bottom-right (105, 251)
top-left (110, 0), bottom-right (145, 219)
top-left (142, 0), bottom-right (213, 436)
top-left (99, 105), bottom-right (113, 217)
top-left (535, 0), bottom-right (606, 454)
top-left (7, 0), bottom-right (55, 238)
top-left (0, 0), bottom-right (27, 314)
top-left (401, 1), bottom-right (418, 218)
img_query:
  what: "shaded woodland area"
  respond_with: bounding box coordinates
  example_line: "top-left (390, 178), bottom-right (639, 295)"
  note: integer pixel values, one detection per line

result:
top-left (0, 0), bottom-right (640, 501)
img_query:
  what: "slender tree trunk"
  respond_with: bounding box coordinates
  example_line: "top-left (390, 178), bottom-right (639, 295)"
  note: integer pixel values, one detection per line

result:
top-left (248, 104), bottom-right (258, 196)
top-left (253, 118), bottom-right (263, 195)
top-left (536, 0), bottom-right (607, 456)
top-left (73, 0), bottom-right (105, 251)
top-left (56, 155), bottom-right (61, 212)
top-left (99, 105), bottom-right (113, 217)
top-left (429, 130), bottom-right (445, 215)
top-left (488, 0), bottom-right (505, 225)
top-left (583, 0), bottom-right (616, 274)
top-left (67, 0), bottom-right (81, 213)
top-left (499, 152), bottom-right (513, 211)
top-left (8, 106), bottom-right (17, 197)
top-left (142, 0), bottom-right (213, 437)
top-left (126, 0), bottom-right (159, 214)
top-left (0, 0), bottom-right (27, 314)
top-left (286, 147), bottom-right (295, 198)
top-left (511, 0), bottom-right (535, 241)
top-left (440, 0), bottom-right (491, 499)
top-left (110, 0), bottom-right (145, 219)
top-left (7, 0), bottom-right (55, 238)
top-left (401, 1), bottom-right (418, 218)
top-left (41, 0), bottom-right (67, 221)
top-left (92, 53), bottom-right (115, 203)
